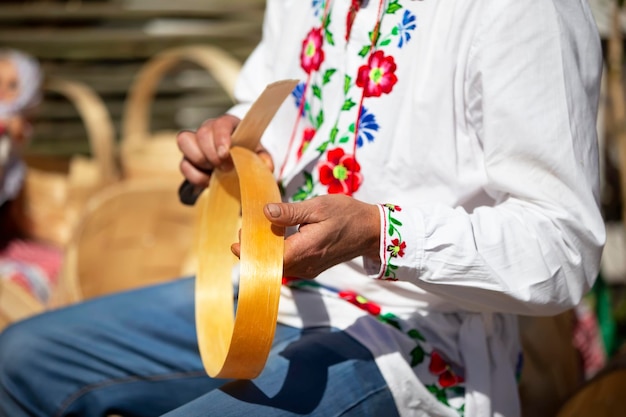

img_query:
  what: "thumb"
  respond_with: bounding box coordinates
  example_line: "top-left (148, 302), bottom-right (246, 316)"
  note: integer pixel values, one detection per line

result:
top-left (264, 202), bottom-right (309, 227)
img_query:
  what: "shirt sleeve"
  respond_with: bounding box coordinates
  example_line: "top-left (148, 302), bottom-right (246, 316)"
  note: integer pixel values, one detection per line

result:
top-left (368, 0), bottom-right (606, 316)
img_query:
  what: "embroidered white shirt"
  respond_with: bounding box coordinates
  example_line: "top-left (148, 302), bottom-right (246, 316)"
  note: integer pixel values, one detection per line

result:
top-left (228, 1), bottom-right (605, 416)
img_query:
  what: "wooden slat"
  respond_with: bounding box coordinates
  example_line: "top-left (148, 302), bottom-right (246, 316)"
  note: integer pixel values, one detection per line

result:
top-left (0, 22), bottom-right (261, 60)
top-left (0, 22), bottom-right (260, 40)
top-left (1, 39), bottom-right (254, 61)
top-left (38, 66), bottom-right (236, 95)
top-left (38, 93), bottom-right (232, 119)
top-left (0, 2), bottom-right (264, 22)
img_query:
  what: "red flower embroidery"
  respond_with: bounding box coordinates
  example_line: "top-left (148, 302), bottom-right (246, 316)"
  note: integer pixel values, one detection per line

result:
top-left (339, 290), bottom-right (382, 316)
top-left (387, 238), bottom-right (406, 258)
top-left (429, 351), bottom-right (465, 388)
top-left (384, 204), bottom-right (402, 212)
top-left (300, 28), bottom-right (325, 74)
top-left (345, 0), bottom-right (361, 41)
top-left (298, 127), bottom-right (316, 158)
top-left (356, 50), bottom-right (398, 97)
top-left (318, 148), bottom-right (363, 195)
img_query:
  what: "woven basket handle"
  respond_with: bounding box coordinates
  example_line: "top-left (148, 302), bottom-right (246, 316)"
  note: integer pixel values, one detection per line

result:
top-left (44, 77), bottom-right (118, 182)
top-left (122, 45), bottom-right (242, 149)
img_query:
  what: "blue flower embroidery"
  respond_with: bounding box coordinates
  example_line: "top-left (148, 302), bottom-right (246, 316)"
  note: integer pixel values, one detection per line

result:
top-left (397, 10), bottom-right (417, 48)
top-left (292, 82), bottom-right (307, 116)
top-left (312, 0), bottom-right (324, 16)
top-left (357, 106), bottom-right (379, 147)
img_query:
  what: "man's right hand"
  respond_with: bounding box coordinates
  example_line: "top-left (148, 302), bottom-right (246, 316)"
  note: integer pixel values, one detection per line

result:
top-left (177, 114), bottom-right (275, 191)
top-left (176, 114), bottom-right (241, 189)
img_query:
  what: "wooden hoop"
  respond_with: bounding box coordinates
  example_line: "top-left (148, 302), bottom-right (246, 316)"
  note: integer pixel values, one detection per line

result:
top-left (196, 147), bottom-right (284, 378)
top-left (195, 80), bottom-right (297, 379)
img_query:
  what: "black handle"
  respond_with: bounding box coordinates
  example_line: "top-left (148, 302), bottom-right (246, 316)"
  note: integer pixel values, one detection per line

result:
top-left (178, 179), bottom-right (203, 206)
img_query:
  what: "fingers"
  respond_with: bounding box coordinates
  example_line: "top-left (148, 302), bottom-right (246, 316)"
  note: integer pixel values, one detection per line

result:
top-left (196, 115), bottom-right (239, 170)
top-left (179, 158), bottom-right (211, 188)
top-left (263, 198), bottom-right (328, 228)
top-left (264, 202), bottom-right (303, 228)
top-left (230, 228), bottom-right (242, 258)
top-left (177, 130), bottom-right (212, 171)
top-left (264, 196), bottom-right (381, 278)
top-left (176, 114), bottom-right (240, 187)
top-left (230, 242), bottom-right (241, 258)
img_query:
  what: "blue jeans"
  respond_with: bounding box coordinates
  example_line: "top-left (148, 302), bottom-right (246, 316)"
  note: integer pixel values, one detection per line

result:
top-left (0, 277), bottom-right (399, 417)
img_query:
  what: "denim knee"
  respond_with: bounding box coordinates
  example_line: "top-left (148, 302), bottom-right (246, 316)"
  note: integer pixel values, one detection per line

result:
top-left (0, 318), bottom-right (48, 389)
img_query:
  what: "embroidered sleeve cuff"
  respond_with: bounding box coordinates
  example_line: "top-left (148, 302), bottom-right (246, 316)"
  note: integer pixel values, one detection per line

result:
top-left (364, 203), bottom-right (425, 282)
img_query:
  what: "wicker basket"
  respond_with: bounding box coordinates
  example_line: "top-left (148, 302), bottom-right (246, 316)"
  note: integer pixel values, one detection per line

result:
top-left (22, 77), bottom-right (118, 247)
top-left (517, 312), bottom-right (583, 417)
top-left (556, 355), bottom-right (626, 417)
top-left (120, 44), bottom-right (241, 181)
top-left (50, 45), bottom-right (242, 306)
top-left (52, 178), bottom-right (197, 305)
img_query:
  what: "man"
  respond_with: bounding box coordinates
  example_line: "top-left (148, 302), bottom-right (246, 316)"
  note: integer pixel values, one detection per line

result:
top-left (0, 1), bottom-right (604, 416)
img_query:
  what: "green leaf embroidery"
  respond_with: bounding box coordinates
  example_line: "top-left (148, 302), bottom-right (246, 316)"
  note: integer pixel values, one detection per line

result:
top-left (378, 313), bottom-right (402, 330)
top-left (344, 75), bottom-right (352, 94)
top-left (329, 126), bottom-right (338, 143)
top-left (407, 329), bottom-right (426, 342)
top-left (426, 385), bottom-right (450, 406)
top-left (292, 190), bottom-right (309, 202)
top-left (304, 171), bottom-right (314, 188)
top-left (390, 217), bottom-right (403, 226)
top-left (317, 141), bottom-right (329, 153)
top-left (342, 99), bottom-right (356, 111)
top-left (323, 69), bottom-right (337, 85)
top-left (436, 391), bottom-right (450, 406)
top-left (325, 30), bottom-right (335, 46)
top-left (380, 39), bottom-right (391, 46)
top-left (292, 172), bottom-right (315, 202)
top-left (324, 10), bottom-right (332, 29)
top-left (410, 345), bottom-right (425, 367)
top-left (384, 268), bottom-right (397, 280)
top-left (324, 11), bottom-right (335, 45)
top-left (391, 26), bottom-right (399, 36)
top-left (339, 135), bottom-right (350, 144)
top-left (387, 1), bottom-right (402, 14)
top-left (348, 123), bottom-right (355, 133)
top-left (358, 45), bottom-right (371, 57)
top-left (316, 110), bottom-right (324, 128)
top-left (312, 85), bottom-right (322, 99)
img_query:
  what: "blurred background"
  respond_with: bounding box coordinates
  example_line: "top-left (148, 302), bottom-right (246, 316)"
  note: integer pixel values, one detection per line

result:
top-left (0, 0), bottom-right (263, 160)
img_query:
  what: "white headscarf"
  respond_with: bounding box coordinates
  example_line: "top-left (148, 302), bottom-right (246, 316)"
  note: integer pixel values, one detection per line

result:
top-left (0, 49), bottom-right (42, 205)
top-left (0, 49), bottom-right (42, 119)
top-left (0, 136), bottom-right (26, 205)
